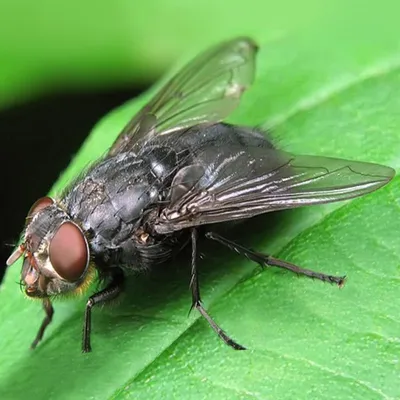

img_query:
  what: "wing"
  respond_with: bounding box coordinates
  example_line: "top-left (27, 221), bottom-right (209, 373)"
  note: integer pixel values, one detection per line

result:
top-left (108, 36), bottom-right (258, 156)
top-left (154, 147), bottom-right (395, 234)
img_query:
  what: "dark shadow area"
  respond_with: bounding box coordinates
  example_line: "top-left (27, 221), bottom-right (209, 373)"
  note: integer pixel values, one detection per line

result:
top-left (0, 86), bottom-right (149, 283)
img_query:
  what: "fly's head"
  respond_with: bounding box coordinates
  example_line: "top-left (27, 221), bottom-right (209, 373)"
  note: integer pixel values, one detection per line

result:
top-left (7, 197), bottom-right (92, 299)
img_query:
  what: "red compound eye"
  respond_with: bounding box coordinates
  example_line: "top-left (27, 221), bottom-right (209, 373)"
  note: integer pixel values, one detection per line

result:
top-left (27, 197), bottom-right (54, 219)
top-left (49, 222), bottom-right (89, 282)
top-left (7, 198), bottom-right (54, 266)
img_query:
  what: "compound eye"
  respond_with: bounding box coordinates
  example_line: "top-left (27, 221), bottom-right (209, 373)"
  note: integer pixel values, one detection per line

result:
top-left (49, 222), bottom-right (89, 282)
top-left (27, 197), bottom-right (54, 219)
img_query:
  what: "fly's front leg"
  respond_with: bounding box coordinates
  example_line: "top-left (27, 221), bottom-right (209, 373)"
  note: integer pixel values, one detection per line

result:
top-left (190, 229), bottom-right (245, 350)
top-left (82, 269), bottom-right (124, 353)
top-left (206, 232), bottom-right (346, 287)
top-left (31, 298), bottom-right (54, 350)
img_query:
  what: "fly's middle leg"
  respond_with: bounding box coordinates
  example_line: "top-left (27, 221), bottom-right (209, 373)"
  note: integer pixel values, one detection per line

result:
top-left (189, 228), bottom-right (246, 350)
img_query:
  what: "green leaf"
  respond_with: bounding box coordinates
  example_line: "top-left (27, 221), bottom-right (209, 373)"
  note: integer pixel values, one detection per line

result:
top-left (1, 4), bottom-right (400, 400)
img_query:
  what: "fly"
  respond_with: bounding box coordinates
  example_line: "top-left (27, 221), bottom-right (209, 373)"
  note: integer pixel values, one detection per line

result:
top-left (6, 37), bottom-right (395, 352)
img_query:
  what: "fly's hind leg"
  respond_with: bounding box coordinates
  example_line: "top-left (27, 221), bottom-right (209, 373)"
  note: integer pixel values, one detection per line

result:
top-left (190, 229), bottom-right (246, 350)
top-left (206, 231), bottom-right (346, 287)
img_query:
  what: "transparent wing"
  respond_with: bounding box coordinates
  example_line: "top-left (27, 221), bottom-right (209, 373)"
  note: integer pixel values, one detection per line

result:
top-left (109, 36), bottom-right (258, 156)
top-left (154, 148), bottom-right (395, 233)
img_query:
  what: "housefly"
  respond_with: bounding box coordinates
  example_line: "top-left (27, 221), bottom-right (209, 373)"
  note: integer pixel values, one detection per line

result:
top-left (7, 37), bottom-right (395, 352)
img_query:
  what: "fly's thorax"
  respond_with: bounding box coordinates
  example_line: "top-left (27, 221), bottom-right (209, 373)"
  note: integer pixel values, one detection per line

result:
top-left (7, 197), bottom-right (92, 298)
top-left (62, 151), bottom-right (174, 254)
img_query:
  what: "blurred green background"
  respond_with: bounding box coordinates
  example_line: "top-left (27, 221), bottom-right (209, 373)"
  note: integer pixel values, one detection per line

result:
top-left (1, 0), bottom-right (398, 109)
top-left (1, 1), bottom-right (400, 399)
top-left (0, 0), bottom-right (337, 108)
